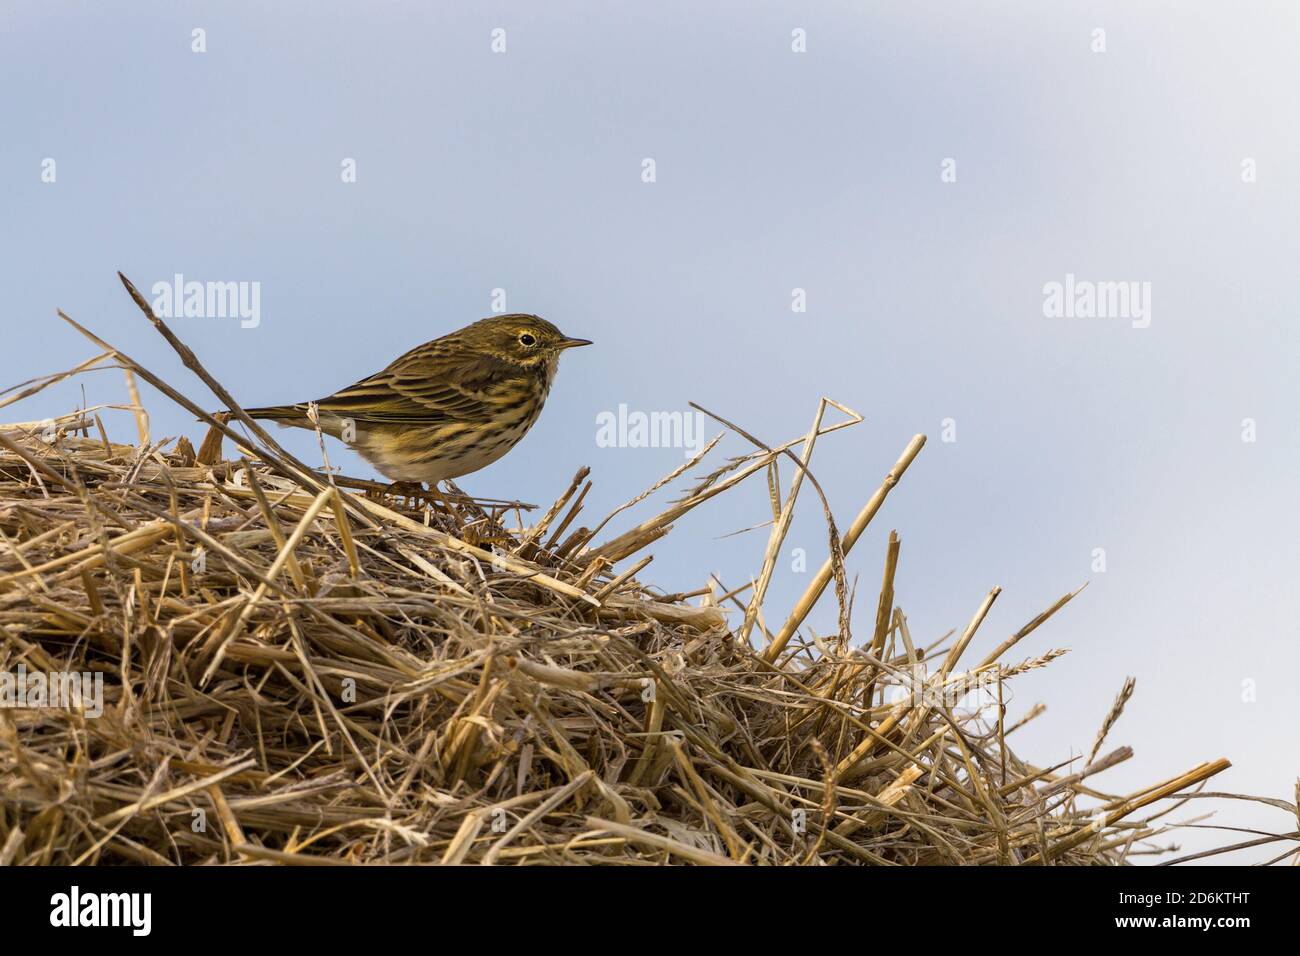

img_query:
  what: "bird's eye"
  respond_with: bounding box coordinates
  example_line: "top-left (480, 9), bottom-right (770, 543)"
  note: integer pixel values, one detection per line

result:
top-left (518, 333), bottom-right (537, 347)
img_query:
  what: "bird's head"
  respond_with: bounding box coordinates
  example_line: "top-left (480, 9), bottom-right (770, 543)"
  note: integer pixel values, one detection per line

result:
top-left (465, 314), bottom-right (592, 370)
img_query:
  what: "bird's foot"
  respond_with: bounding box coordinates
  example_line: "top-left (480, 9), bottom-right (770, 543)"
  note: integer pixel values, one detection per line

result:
top-left (362, 479), bottom-right (422, 505)
top-left (387, 480), bottom-right (426, 499)
top-left (380, 481), bottom-right (462, 520)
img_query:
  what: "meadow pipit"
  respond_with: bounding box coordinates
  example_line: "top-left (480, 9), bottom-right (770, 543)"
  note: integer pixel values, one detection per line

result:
top-left (243, 315), bottom-right (590, 484)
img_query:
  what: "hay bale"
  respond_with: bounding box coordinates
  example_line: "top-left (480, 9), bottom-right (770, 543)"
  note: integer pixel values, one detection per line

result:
top-left (0, 281), bottom-right (1289, 865)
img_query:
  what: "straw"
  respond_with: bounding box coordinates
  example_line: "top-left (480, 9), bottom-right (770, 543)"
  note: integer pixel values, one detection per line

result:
top-left (0, 279), bottom-right (1292, 865)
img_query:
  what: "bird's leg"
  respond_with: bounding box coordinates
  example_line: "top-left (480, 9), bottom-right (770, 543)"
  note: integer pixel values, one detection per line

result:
top-left (383, 480), bottom-right (459, 521)
top-left (380, 480), bottom-right (426, 509)
top-left (425, 481), bottom-right (454, 518)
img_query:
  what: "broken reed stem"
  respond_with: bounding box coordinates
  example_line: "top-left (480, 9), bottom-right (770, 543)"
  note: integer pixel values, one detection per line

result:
top-left (0, 350), bottom-right (114, 413)
top-left (123, 367), bottom-right (149, 445)
top-left (739, 399), bottom-right (836, 646)
top-left (978, 585), bottom-right (1084, 669)
top-left (1029, 759), bottom-right (1232, 864)
top-left (585, 412), bottom-right (858, 564)
top-left (940, 586), bottom-right (1001, 678)
top-left (763, 434), bottom-right (926, 663)
top-left (856, 530), bottom-right (902, 706)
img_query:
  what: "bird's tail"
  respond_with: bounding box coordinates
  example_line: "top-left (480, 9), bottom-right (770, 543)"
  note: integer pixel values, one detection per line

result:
top-left (198, 405), bottom-right (349, 445)
top-left (243, 404), bottom-right (350, 441)
top-left (242, 404), bottom-right (310, 426)
top-left (194, 405), bottom-right (320, 465)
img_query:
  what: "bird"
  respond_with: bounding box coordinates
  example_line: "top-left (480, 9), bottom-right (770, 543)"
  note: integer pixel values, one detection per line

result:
top-left (241, 314), bottom-right (591, 485)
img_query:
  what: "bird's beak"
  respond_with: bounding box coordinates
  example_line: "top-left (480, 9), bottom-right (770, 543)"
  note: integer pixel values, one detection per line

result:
top-left (558, 337), bottom-right (593, 350)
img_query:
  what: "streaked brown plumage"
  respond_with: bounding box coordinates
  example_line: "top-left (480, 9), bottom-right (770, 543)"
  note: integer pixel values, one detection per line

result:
top-left (244, 314), bottom-right (591, 484)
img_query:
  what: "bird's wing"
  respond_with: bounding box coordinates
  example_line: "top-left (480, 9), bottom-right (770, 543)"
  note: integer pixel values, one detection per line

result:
top-left (310, 344), bottom-right (507, 425)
